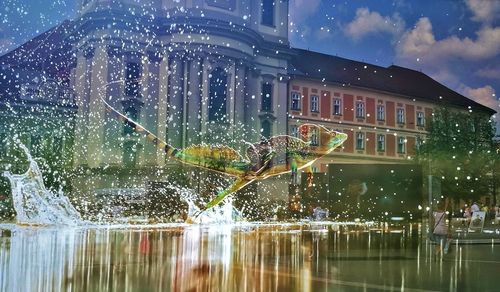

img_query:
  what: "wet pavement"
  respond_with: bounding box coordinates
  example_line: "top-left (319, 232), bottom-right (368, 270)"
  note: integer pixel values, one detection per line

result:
top-left (0, 222), bottom-right (499, 291)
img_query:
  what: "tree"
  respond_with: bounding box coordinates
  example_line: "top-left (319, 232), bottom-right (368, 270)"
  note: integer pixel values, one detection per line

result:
top-left (415, 107), bottom-right (496, 203)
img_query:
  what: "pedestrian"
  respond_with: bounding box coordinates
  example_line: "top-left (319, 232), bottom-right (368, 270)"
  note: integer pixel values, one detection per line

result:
top-left (471, 202), bottom-right (480, 213)
top-left (430, 198), bottom-right (451, 255)
top-left (463, 206), bottom-right (471, 226)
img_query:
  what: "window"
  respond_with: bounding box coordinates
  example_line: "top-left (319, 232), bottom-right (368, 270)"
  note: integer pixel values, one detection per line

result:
top-left (310, 128), bottom-right (319, 146)
top-left (290, 125), bottom-right (298, 138)
top-left (209, 68), bottom-right (228, 121)
top-left (261, 0), bottom-right (275, 26)
top-left (290, 91), bottom-right (301, 111)
top-left (397, 108), bottom-right (405, 124)
top-left (123, 106), bottom-right (139, 135)
top-left (356, 132), bottom-right (365, 150)
top-left (310, 95), bottom-right (319, 113)
top-left (333, 98), bottom-right (342, 115)
top-left (397, 137), bottom-right (406, 153)
top-left (356, 102), bottom-right (365, 118)
top-left (261, 82), bottom-right (273, 112)
top-left (377, 134), bottom-right (385, 152)
top-left (416, 136), bottom-right (424, 150)
top-left (261, 120), bottom-right (271, 139)
top-left (416, 111), bottom-right (425, 126)
top-left (377, 105), bottom-right (385, 121)
top-left (125, 62), bottom-right (141, 98)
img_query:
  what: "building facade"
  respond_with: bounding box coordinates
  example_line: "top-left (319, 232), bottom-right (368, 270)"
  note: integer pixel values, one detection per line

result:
top-left (1, 0), bottom-right (495, 209)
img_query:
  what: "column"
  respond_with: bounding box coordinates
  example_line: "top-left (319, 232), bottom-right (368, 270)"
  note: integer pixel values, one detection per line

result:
top-left (275, 74), bottom-right (288, 136)
top-left (156, 54), bottom-right (169, 166)
top-left (186, 57), bottom-right (202, 145)
top-left (138, 52), bottom-right (162, 166)
top-left (227, 60), bottom-right (236, 146)
top-left (72, 48), bottom-right (91, 167)
top-left (167, 55), bottom-right (184, 148)
top-left (245, 68), bottom-right (261, 143)
top-left (102, 47), bottom-right (125, 165)
top-left (87, 45), bottom-right (109, 168)
top-left (200, 56), bottom-right (211, 138)
top-left (233, 63), bottom-right (246, 149)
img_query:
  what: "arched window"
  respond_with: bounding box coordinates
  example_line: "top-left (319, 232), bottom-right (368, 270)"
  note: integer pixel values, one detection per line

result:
top-left (208, 68), bottom-right (228, 122)
top-left (261, 120), bottom-right (271, 139)
top-left (261, 82), bottom-right (272, 112)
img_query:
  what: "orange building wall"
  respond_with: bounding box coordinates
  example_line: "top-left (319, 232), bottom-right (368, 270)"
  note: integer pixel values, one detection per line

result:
top-left (321, 91), bottom-right (331, 119)
top-left (366, 97), bottom-right (375, 124)
top-left (406, 104), bottom-right (415, 129)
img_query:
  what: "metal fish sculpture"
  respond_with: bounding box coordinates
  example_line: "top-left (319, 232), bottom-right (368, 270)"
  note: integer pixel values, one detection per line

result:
top-left (102, 98), bottom-right (348, 217)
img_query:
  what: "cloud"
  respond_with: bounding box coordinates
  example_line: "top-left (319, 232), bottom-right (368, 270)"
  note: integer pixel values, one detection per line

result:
top-left (475, 67), bottom-right (500, 80)
top-left (344, 8), bottom-right (405, 41)
top-left (465, 0), bottom-right (500, 23)
top-left (289, 0), bottom-right (322, 25)
top-left (396, 17), bottom-right (500, 63)
top-left (459, 84), bottom-right (498, 111)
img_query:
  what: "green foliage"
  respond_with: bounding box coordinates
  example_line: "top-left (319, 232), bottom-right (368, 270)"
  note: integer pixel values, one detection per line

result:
top-left (415, 107), bottom-right (496, 200)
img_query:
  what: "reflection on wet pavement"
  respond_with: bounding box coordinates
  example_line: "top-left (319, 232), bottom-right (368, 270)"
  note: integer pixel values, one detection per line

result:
top-left (0, 223), bottom-right (498, 291)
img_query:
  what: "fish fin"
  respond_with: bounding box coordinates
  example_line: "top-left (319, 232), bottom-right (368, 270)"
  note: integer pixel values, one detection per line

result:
top-left (101, 97), bottom-right (179, 158)
top-left (203, 178), bottom-right (254, 211)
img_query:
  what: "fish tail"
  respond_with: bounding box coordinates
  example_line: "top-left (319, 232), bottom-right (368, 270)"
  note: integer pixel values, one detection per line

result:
top-left (101, 97), bottom-right (181, 159)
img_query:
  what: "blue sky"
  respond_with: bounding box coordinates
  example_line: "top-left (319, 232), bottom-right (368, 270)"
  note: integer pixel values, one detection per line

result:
top-left (1, 0), bottom-right (499, 126)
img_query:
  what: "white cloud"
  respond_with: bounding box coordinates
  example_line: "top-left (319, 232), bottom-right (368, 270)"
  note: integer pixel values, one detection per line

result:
top-left (475, 67), bottom-right (500, 80)
top-left (396, 17), bottom-right (500, 63)
top-left (465, 0), bottom-right (500, 23)
top-left (344, 8), bottom-right (405, 41)
top-left (460, 84), bottom-right (498, 111)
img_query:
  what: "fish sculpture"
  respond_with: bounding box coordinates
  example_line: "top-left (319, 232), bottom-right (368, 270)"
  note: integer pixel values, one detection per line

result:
top-left (102, 98), bottom-right (347, 217)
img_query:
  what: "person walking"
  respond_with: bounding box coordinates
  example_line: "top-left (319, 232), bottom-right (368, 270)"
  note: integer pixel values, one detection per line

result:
top-left (430, 198), bottom-right (451, 255)
top-left (471, 202), bottom-right (480, 213)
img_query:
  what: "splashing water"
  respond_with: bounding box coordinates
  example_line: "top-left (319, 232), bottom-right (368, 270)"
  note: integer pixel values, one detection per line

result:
top-left (2, 144), bottom-right (82, 225)
top-left (165, 184), bottom-right (244, 224)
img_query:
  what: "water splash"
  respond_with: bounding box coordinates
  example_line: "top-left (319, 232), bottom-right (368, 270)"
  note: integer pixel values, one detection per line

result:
top-left (165, 184), bottom-right (244, 224)
top-left (2, 144), bottom-right (82, 225)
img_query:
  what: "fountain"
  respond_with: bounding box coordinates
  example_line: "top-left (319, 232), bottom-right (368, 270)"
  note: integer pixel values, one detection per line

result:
top-left (2, 144), bottom-right (82, 225)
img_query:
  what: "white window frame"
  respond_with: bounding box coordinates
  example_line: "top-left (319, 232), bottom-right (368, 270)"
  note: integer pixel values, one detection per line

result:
top-left (290, 125), bottom-right (298, 138)
top-left (377, 134), bottom-right (385, 151)
top-left (377, 105), bottom-right (385, 121)
top-left (416, 111), bottom-right (425, 126)
top-left (397, 108), bottom-right (405, 124)
top-left (397, 137), bottom-right (406, 153)
top-left (356, 132), bottom-right (365, 150)
top-left (310, 95), bottom-right (319, 113)
top-left (290, 92), bottom-right (301, 111)
top-left (356, 102), bottom-right (365, 118)
top-left (311, 128), bottom-right (319, 146)
top-left (333, 98), bottom-right (342, 115)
